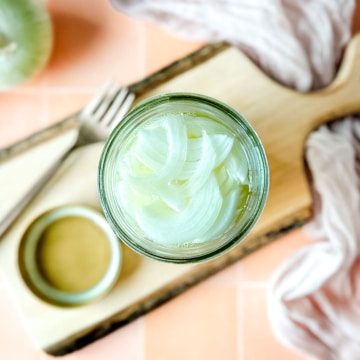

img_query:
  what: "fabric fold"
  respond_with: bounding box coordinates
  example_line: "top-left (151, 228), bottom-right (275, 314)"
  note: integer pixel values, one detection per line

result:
top-left (111, 0), bottom-right (353, 91)
top-left (111, 0), bottom-right (359, 358)
top-left (270, 119), bottom-right (360, 359)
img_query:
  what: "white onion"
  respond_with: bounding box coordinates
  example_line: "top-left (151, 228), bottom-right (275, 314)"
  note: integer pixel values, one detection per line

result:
top-left (116, 113), bottom-right (251, 246)
top-left (176, 131), bottom-right (216, 194)
top-left (155, 114), bottom-right (187, 180)
top-left (0, 0), bottom-right (53, 91)
top-left (135, 127), bottom-right (168, 172)
top-left (117, 180), bottom-right (153, 214)
top-left (185, 134), bottom-right (233, 166)
top-left (127, 175), bottom-right (186, 211)
top-left (187, 116), bottom-right (234, 137)
top-left (223, 141), bottom-right (249, 183)
top-left (209, 134), bottom-right (234, 167)
top-left (197, 187), bottom-right (240, 242)
top-left (186, 137), bottom-right (204, 161)
top-left (134, 174), bottom-right (222, 245)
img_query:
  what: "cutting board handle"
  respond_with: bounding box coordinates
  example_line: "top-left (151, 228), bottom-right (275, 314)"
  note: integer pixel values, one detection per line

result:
top-left (326, 33), bottom-right (360, 95)
top-left (303, 33), bottom-right (360, 133)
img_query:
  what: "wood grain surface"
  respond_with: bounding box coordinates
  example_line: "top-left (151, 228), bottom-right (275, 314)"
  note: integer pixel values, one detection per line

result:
top-left (2, 34), bottom-right (360, 355)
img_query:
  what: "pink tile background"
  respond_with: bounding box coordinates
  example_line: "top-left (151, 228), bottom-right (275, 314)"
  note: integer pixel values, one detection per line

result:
top-left (2, 0), bottom-right (360, 359)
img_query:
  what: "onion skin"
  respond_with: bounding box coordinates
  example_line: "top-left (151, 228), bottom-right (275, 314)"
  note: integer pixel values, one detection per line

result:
top-left (0, 0), bottom-right (53, 91)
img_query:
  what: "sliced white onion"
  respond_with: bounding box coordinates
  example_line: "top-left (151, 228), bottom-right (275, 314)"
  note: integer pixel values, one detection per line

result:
top-left (209, 134), bottom-right (234, 167)
top-left (176, 135), bottom-right (215, 180)
top-left (186, 137), bottom-right (204, 161)
top-left (219, 171), bottom-right (238, 196)
top-left (116, 112), bottom-right (251, 247)
top-left (119, 153), bottom-right (152, 178)
top-left (197, 187), bottom-right (241, 242)
top-left (125, 175), bottom-right (186, 212)
top-left (187, 116), bottom-right (233, 137)
top-left (134, 174), bottom-right (222, 245)
top-left (117, 180), bottom-right (154, 213)
top-left (186, 133), bottom-right (233, 166)
top-left (134, 127), bottom-right (168, 172)
top-left (223, 141), bottom-right (249, 183)
top-left (176, 131), bottom-right (216, 194)
top-left (176, 160), bottom-right (198, 179)
top-left (214, 166), bottom-right (228, 188)
top-left (156, 114), bottom-right (187, 179)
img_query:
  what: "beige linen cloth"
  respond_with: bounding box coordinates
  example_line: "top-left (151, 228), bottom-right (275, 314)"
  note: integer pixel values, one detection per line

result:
top-left (111, 1), bottom-right (360, 359)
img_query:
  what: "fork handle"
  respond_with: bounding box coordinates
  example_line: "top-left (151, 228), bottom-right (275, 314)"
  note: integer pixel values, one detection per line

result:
top-left (0, 146), bottom-right (74, 238)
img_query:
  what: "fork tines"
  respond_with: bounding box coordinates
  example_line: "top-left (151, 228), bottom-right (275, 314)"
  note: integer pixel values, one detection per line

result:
top-left (83, 80), bottom-right (135, 129)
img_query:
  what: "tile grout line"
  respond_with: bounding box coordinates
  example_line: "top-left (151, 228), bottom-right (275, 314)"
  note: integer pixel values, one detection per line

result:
top-left (240, 281), bottom-right (269, 288)
top-left (236, 261), bottom-right (243, 284)
top-left (11, 87), bottom-right (99, 94)
top-left (41, 82), bottom-right (49, 128)
top-left (236, 284), bottom-right (244, 360)
top-left (40, 352), bottom-right (52, 360)
top-left (138, 317), bottom-right (146, 360)
top-left (137, 22), bottom-right (146, 359)
top-left (138, 23), bottom-right (147, 79)
top-left (0, 268), bottom-right (5, 284)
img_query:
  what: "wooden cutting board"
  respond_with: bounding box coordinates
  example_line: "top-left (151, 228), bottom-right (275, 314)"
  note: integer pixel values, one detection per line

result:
top-left (1, 34), bottom-right (360, 356)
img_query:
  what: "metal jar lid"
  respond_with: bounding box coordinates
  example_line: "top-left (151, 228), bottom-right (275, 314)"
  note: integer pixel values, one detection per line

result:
top-left (18, 205), bottom-right (122, 307)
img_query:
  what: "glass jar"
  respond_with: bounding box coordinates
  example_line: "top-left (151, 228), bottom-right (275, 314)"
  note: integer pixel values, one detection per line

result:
top-left (98, 93), bottom-right (269, 263)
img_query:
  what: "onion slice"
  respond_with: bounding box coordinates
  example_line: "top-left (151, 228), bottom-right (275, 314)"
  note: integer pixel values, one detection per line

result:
top-left (134, 174), bottom-right (222, 245)
top-left (187, 117), bottom-right (234, 137)
top-left (115, 112), bottom-right (251, 247)
top-left (176, 131), bottom-right (216, 194)
top-left (197, 187), bottom-right (240, 242)
top-left (134, 127), bottom-right (168, 172)
top-left (223, 141), bottom-right (249, 183)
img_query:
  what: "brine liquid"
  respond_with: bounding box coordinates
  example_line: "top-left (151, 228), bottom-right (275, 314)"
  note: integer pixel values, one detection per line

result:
top-left (115, 112), bottom-right (251, 246)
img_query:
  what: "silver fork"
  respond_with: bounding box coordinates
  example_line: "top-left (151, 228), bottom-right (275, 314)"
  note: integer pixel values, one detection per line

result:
top-left (0, 81), bottom-right (135, 238)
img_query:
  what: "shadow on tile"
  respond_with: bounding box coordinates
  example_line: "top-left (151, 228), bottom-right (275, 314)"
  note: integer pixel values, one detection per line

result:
top-left (47, 12), bottom-right (101, 72)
